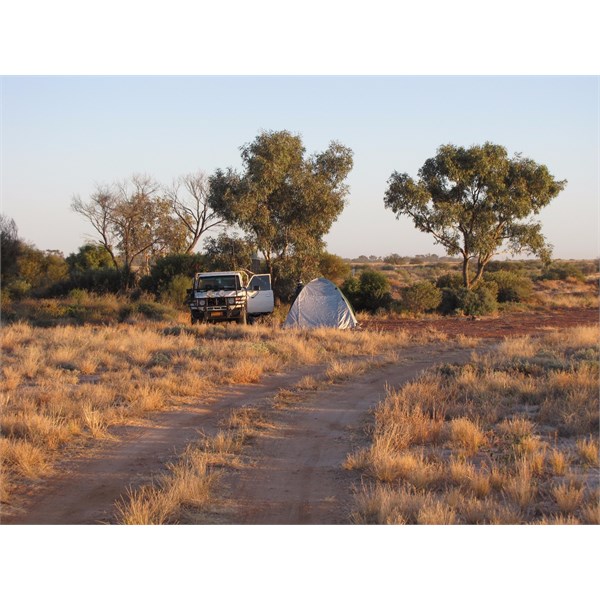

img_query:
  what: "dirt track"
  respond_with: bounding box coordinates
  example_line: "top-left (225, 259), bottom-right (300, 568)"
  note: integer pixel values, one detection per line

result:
top-left (3, 307), bottom-right (598, 525)
top-left (221, 346), bottom-right (477, 524)
top-left (4, 345), bottom-right (477, 525)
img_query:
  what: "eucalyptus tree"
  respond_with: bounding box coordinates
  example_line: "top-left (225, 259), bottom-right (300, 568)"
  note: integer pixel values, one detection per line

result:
top-left (208, 130), bottom-right (353, 291)
top-left (384, 143), bottom-right (566, 288)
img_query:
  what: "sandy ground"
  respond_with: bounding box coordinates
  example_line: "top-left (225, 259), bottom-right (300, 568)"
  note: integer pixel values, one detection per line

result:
top-left (220, 346), bottom-right (477, 524)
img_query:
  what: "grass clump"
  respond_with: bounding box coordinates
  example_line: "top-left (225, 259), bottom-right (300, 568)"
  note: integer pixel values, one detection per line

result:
top-left (347, 326), bottom-right (599, 524)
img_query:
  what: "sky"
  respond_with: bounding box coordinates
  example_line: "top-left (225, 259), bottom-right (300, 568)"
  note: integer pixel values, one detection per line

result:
top-left (1, 75), bottom-right (598, 260)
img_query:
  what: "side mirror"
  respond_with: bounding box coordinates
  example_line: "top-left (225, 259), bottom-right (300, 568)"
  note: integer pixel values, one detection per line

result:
top-left (253, 285), bottom-right (260, 291)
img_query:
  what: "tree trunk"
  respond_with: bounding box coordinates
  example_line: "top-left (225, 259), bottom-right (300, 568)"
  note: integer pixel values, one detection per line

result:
top-left (470, 259), bottom-right (488, 288)
top-left (462, 256), bottom-right (472, 289)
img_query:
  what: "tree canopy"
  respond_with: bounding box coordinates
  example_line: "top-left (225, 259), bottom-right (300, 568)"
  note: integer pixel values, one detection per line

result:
top-left (384, 143), bottom-right (566, 288)
top-left (72, 175), bottom-right (190, 288)
top-left (165, 171), bottom-right (224, 254)
top-left (207, 130), bottom-right (353, 292)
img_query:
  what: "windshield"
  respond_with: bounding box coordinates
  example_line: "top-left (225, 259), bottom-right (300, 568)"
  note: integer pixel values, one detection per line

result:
top-left (196, 275), bottom-right (239, 291)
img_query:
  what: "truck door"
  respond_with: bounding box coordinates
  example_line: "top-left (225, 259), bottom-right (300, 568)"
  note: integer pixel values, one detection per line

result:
top-left (246, 274), bottom-right (274, 315)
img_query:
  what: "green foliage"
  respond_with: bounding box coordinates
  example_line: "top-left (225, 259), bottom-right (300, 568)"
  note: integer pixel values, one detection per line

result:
top-left (486, 270), bottom-right (533, 302)
top-left (208, 130), bottom-right (353, 296)
top-left (318, 252), bottom-right (351, 284)
top-left (341, 269), bottom-right (392, 313)
top-left (457, 282), bottom-right (499, 316)
top-left (140, 253), bottom-right (204, 294)
top-left (159, 274), bottom-right (192, 306)
top-left (383, 253), bottom-right (408, 265)
top-left (384, 142), bottom-right (566, 288)
top-left (66, 244), bottom-right (114, 274)
top-left (0, 215), bottom-right (21, 285)
top-left (439, 281), bottom-right (499, 316)
top-left (540, 262), bottom-right (586, 283)
top-left (399, 281), bottom-right (442, 313)
top-left (435, 273), bottom-right (463, 290)
top-left (3, 279), bottom-right (31, 300)
top-left (47, 267), bottom-right (123, 296)
top-left (203, 234), bottom-right (254, 272)
top-left (3, 240), bottom-right (69, 296)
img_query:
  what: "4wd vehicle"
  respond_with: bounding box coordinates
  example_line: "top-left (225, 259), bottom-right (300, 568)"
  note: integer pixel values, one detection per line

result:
top-left (188, 271), bottom-right (274, 325)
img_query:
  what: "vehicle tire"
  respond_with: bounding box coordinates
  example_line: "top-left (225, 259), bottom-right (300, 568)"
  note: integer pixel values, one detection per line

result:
top-left (191, 315), bottom-right (198, 325)
top-left (237, 307), bottom-right (247, 326)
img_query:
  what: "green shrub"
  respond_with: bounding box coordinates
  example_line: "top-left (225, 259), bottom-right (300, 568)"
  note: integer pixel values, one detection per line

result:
top-left (159, 274), bottom-right (193, 306)
top-left (318, 252), bottom-right (351, 284)
top-left (5, 278), bottom-right (31, 300)
top-left (66, 244), bottom-right (114, 274)
top-left (436, 273), bottom-right (463, 290)
top-left (141, 253), bottom-right (204, 294)
top-left (399, 281), bottom-right (442, 313)
top-left (68, 288), bottom-right (90, 303)
top-left (540, 263), bottom-right (586, 282)
top-left (47, 267), bottom-right (123, 296)
top-left (458, 282), bottom-right (499, 316)
top-left (486, 270), bottom-right (533, 303)
top-left (440, 282), bottom-right (499, 316)
top-left (341, 269), bottom-right (392, 313)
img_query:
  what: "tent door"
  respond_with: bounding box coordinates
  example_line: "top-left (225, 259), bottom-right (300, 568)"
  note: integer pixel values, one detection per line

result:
top-left (246, 274), bottom-right (274, 315)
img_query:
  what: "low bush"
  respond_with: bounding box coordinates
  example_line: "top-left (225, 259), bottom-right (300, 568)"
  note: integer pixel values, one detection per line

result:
top-left (486, 271), bottom-right (533, 303)
top-left (440, 282), bottom-right (499, 316)
top-left (540, 263), bottom-right (586, 283)
top-left (399, 281), bottom-right (442, 314)
top-left (159, 274), bottom-right (193, 307)
top-left (140, 253), bottom-right (204, 295)
top-left (341, 269), bottom-right (392, 313)
top-left (435, 273), bottom-right (463, 290)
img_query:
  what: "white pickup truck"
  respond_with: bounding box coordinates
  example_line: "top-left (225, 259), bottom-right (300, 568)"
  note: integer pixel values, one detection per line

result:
top-left (188, 271), bottom-right (274, 325)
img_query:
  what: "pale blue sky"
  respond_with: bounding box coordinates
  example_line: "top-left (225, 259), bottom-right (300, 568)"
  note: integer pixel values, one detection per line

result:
top-left (1, 76), bottom-right (598, 259)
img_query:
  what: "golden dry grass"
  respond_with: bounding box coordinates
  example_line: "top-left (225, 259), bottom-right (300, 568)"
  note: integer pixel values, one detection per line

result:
top-left (576, 437), bottom-right (599, 466)
top-left (448, 418), bottom-right (487, 456)
top-left (552, 482), bottom-right (585, 514)
top-left (115, 445), bottom-right (218, 524)
top-left (115, 400), bottom-right (274, 524)
top-left (347, 326), bottom-right (600, 524)
top-left (3, 320), bottom-right (439, 510)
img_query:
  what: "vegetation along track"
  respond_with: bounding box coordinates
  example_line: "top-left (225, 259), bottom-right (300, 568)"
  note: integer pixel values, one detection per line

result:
top-left (3, 308), bottom-right (598, 525)
top-left (220, 346), bottom-right (479, 524)
top-left (4, 345), bottom-right (479, 524)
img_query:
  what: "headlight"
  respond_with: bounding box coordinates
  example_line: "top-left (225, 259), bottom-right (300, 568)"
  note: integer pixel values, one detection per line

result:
top-left (227, 297), bottom-right (235, 305)
top-left (199, 299), bottom-right (206, 306)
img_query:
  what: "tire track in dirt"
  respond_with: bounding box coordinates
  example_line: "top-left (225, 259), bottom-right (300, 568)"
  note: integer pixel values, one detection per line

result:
top-left (218, 345), bottom-right (483, 524)
top-left (4, 344), bottom-right (479, 525)
top-left (2, 364), bottom-right (330, 525)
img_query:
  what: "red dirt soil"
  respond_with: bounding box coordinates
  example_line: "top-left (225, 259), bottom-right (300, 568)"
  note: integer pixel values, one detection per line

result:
top-left (363, 307), bottom-right (598, 338)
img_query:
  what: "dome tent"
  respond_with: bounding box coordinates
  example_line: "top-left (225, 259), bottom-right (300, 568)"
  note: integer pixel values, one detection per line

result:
top-left (283, 278), bottom-right (358, 329)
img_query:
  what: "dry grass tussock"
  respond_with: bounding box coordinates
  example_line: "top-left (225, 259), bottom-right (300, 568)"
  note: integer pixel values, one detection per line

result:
top-left (116, 402), bottom-right (271, 524)
top-left (115, 445), bottom-right (218, 524)
top-left (1, 320), bottom-right (442, 510)
top-left (347, 326), bottom-right (600, 524)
